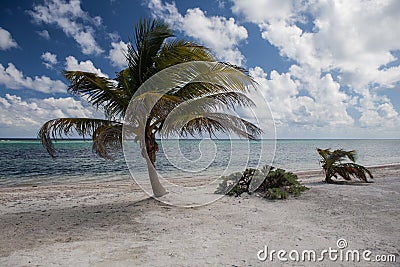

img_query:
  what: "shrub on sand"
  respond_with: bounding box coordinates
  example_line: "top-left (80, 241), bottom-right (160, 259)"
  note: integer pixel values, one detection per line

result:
top-left (216, 165), bottom-right (309, 199)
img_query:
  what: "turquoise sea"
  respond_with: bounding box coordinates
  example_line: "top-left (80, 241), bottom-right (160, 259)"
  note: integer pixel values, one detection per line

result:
top-left (0, 139), bottom-right (399, 186)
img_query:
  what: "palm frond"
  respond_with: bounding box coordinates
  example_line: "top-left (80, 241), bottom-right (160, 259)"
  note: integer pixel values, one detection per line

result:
top-left (344, 150), bottom-right (357, 162)
top-left (127, 61), bottom-right (256, 127)
top-left (335, 163), bottom-right (373, 182)
top-left (160, 112), bottom-right (262, 140)
top-left (115, 67), bottom-right (137, 98)
top-left (64, 71), bottom-right (128, 119)
top-left (328, 149), bottom-right (357, 163)
top-left (317, 148), bottom-right (331, 162)
top-left (38, 118), bottom-right (122, 158)
top-left (135, 61), bottom-right (255, 101)
top-left (172, 82), bottom-right (255, 110)
top-left (92, 124), bottom-right (123, 159)
top-left (155, 40), bottom-right (215, 70)
top-left (125, 91), bottom-right (179, 125)
top-left (145, 91), bottom-right (254, 133)
top-left (199, 91), bottom-right (255, 110)
top-left (127, 18), bottom-right (173, 86)
top-left (168, 62), bottom-right (255, 95)
top-left (160, 92), bottom-right (254, 121)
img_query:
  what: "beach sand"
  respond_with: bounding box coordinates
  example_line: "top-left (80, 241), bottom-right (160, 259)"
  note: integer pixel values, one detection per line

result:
top-left (0, 165), bottom-right (399, 266)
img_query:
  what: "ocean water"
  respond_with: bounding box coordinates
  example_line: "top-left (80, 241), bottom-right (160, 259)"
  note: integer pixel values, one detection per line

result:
top-left (0, 139), bottom-right (399, 186)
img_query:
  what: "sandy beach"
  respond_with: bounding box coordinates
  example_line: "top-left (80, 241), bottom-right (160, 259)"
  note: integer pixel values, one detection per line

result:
top-left (0, 165), bottom-right (399, 266)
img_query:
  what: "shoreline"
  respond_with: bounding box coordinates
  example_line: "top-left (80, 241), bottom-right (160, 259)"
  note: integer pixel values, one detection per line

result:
top-left (0, 164), bottom-right (399, 266)
top-left (1, 163), bottom-right (399, 189)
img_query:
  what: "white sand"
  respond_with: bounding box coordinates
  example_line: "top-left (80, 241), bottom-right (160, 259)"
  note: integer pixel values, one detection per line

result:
top-left (0, 165), bottom-right (399, 266)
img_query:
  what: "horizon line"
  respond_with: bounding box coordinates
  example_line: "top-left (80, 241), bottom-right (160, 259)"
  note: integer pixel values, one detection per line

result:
top-left (1, 137), bottom-right (399, 141)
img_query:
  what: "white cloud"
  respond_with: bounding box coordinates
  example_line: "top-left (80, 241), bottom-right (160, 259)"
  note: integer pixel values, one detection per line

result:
top-left (65, 56), bottom-right (108, 78)
top-left (249, 66), bottom-right (353, 128)
top-left (233, 0), bottom-right (400, 91)
top-left (108, 41), bottom-right (128, 68)
top-left (36, 29), bottom-right (50, 40)
top-left (358, 93), bottom-right (400, 128)
top-left (147, 0), bottom-right (248, 65)
top-left (232, 0), bottom-right (295, 23)
top-left (28, 0), bottom-right (103, 55)
top-left (231, 0), bottom-right (400, 136)
top-left (0, 27), bottom-right (18, 50)
top-left (41, 52), bottom-right (58, 69)
top-left (0, 94), bottom-right (102, 137)
top-left (0, 63), bottom-right (66, 93)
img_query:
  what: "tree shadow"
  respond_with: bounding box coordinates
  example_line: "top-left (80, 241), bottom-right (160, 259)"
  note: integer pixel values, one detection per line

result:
top-left (0, 195), bottom-right (171, 257)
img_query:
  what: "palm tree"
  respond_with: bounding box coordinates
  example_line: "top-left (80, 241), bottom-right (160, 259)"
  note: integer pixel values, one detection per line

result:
top-left (317, 148), bottom-right (373, 183)
top-left (39, 19), bottom-right (262, 197)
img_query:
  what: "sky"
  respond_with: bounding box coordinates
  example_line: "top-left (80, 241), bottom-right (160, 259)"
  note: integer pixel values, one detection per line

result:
top-left (0, 0), bottom-right (399, 139)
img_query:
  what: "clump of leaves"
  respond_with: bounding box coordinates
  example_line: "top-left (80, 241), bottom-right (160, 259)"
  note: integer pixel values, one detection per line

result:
top-left (216, 165), bottom-right (309, 199)
top-left (317, 148), bottom-right (373, 184)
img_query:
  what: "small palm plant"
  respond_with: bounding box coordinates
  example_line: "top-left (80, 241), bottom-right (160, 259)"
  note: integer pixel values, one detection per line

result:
top-left (317, 148), bottom-right (373, 183)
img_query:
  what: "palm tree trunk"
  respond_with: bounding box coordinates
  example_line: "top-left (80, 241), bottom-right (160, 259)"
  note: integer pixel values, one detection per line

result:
top-left (323, 165), bottom-right (334, 184)
top-left (144, 153), bottom-right (167, 197)
top-left (325, 176), bottom-right (334, 183)
top-left (143, 132), bottom-right (167, 197)
top-left (324, 171), bottom-right (336, 184)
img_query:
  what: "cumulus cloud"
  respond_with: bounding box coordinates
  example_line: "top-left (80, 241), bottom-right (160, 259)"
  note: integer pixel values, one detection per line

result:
top-left (0, 93), bottom-right (102, 137)
top-left (231, 0), bottom-right (400, 135)
top-left (65, 56), bottom-right (108, 78)
top-left (108, 41), bottom-right (128, 68)
top-left (28, 0), bottom-right (103, 55)
top-left (249, 66), bottom-right (353, 128)
top-left (358, 93), bottom-right (400, 128)
top-left (41, 52), bottom-right (58, 69)
top-left (36, 29), bottom-right (50, 40)
top-left (232, 0), bottom-right (295, 23)
top-left (0, 27), bottom-right (18, 50)
top-left (147, 0), bottom-right (248, 65)
top-left (233, 0), bottom-right (400, 90)
top-left (0, 63), bottom-right (66, 93)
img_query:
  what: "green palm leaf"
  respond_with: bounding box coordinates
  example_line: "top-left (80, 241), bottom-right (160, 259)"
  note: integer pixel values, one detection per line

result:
top-left (317, 148), bottom-right (372, 183)
top-left (39, 118), bottom-right (122, 157)
top-left (160, 112), bottom-right (261, 140)
top-left (92, 124), bottom-right (123, 159)
top-left (128, 18), bottom-right (173, 86)
top-left (155, 40), bottom-right (214, 69)
top-left (64, 71), bottom-right (128, 119)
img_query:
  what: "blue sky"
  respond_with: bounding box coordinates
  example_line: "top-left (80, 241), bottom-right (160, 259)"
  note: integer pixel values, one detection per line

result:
top-left (0, 0), bottom-right (399, 139)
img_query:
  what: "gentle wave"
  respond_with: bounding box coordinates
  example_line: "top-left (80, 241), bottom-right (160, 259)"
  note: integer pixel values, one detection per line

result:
top-left (0, 139), bottom-right (399, 186)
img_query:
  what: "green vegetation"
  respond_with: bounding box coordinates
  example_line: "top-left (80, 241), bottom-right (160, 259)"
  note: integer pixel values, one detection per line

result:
top-left (216, 165), bottom-right (309, 199)
top-left (39, 18), bottom-right (261, 196)
top-left (317, 148), bottom-right (373, 183)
